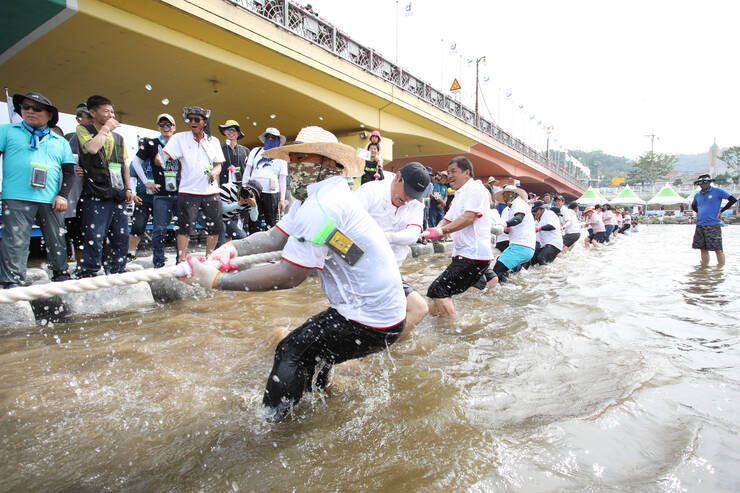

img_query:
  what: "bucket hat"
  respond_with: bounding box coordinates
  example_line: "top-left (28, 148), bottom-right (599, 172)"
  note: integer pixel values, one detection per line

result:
top-left (218, 119), bottom-right (245, 139)
top-left (13, 91), bottom-right (59, 127)
top-left (258, 127), bottom-right (286, 146)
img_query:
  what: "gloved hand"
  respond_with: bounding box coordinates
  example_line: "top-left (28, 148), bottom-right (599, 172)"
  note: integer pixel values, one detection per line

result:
top-left (504, 227), bottom-right (511, 233)
top-left (178, 255), bottom-right (221, 289)
top-left (208, 242), bottom-right (239, 272)
top-left (422, 227), bottom-right (444, 240)
top-left (491, 226), bottom-right (504, 236)
top-left (535, 225), bottom-right (541, 232)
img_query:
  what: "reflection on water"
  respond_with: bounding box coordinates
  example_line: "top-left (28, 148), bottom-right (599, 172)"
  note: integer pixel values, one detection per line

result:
top-left (1, 225), bottom-right (739, 492)
top-left (683, 265), bottom-right (730, 306)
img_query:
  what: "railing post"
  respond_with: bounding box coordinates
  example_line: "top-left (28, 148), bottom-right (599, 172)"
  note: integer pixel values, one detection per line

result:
top-left (331, 27), bottom-right (337, 52)
top-left (283, 0), bottom-right (288, 26)
top-left (369, 50), bottom-right (374, 73)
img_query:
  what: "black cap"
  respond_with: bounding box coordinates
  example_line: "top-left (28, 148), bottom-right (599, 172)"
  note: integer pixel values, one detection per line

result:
top-left (242, 179), bottom-right (263, 201)
top-left (551, 206), bottom-right (562, 215)
top-left (75, 102), bottom-right (89, 117)
top-left (12, 91), bottom-right (59, 127)
top-left (567, 202), bottom-right (578, 209)
top-left (531, 200), bottom-right (547, 212)
top-left (400, 162), bottom-right (433, 202)
top-left (555, 195), bottom-right (565, 201)
top-left (694, 173), bottom-right (712, 185)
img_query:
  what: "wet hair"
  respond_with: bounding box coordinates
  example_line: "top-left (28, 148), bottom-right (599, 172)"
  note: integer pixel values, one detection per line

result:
top-left (86, 95), bottom-right (113, 111)
top-left (448, 156), bottom-right (474, 178)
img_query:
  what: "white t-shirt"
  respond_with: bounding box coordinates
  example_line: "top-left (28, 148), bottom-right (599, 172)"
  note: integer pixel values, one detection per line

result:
top-left (245, 147), bottom-right (288, 194)
top-left (507, 196), bottom-right (536, 249)
top-left (561, 207), bottom-right (580, 234)
top-left (537, 209), bottom-right (564, 249)
top-left (497, 206), bottom-right (510, 242)
top-left (355, 178), bottom-right (424, 266)
top-left (443, 179), bottom-right (492, 260)
top-left (163, 132), bottom-right (224, 195)
top-left (275, 177), bottom-right (406, 328)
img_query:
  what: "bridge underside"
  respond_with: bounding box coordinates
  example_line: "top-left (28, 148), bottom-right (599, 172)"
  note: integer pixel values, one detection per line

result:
top-left (0, 0), bottom-right (582, 199)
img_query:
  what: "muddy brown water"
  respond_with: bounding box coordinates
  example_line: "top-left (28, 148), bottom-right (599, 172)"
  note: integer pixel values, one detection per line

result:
top-left (2, 225), bottom-right (739, 492)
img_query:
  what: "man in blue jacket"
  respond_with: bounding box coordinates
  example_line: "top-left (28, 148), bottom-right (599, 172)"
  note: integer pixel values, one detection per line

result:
top-left (691, 174), bottom-right (737, 266)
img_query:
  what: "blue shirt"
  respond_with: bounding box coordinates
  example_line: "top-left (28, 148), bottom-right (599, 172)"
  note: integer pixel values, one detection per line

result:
top-left (693, 186), bottom-right (731, 225)
top-left (0, 123), bottom-right (75, 204)
top-left (430, 182), bottom-right (448, 207)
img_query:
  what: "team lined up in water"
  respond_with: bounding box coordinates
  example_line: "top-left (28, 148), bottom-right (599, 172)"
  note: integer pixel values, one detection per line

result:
top-left (178, 124), bottom-right (641, 421)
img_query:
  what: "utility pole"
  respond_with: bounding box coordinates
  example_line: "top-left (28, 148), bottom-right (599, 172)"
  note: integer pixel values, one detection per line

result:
top-left (644, 133), bottom-right (657, 154)
top-left (394, 0), bottom-right (399, 64)
top-left (474, 56), bottom-right (486, 127)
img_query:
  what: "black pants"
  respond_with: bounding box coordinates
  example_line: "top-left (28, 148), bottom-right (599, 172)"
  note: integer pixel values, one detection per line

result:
top-left (260, 192), bottom-right (280, 228)
top-left (427, 256), bottom-right (490, 298)
top-left (263, 308), bottom-right (404, 421)
top-left (533, 244), bottom-right (561, 265)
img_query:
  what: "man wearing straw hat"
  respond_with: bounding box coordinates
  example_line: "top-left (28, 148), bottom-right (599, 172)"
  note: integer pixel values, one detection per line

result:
top-left (183, 126), bottom-right (406, 422)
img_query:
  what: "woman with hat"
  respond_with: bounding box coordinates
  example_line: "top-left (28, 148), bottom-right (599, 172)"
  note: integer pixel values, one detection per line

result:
top-left (243, 127), bottom-right (288, 227)
top-left (481, 184), bottom-right (536, 288)
top-left (0, 92), bottom-right (75, 287)
top-left (218, 120), bottom-right (248, 185)
top-left (183, 126), bottom-right (406, 422)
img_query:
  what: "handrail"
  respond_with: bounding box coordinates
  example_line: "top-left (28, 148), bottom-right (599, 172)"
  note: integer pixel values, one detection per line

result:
top-left (226, 0), bottom-right (588, 189)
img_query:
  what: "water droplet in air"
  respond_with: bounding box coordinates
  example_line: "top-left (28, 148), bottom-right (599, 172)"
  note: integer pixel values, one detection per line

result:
top-left (161, 98), bottom-right (169, 105)
top-left (145, 84), bottom-right (152, 91)
top-left (270, 114), bottom-right (276, 119)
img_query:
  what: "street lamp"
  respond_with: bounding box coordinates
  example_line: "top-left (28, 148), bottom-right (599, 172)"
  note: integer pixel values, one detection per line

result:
top-left (474, 56), bottom-right (487, 127)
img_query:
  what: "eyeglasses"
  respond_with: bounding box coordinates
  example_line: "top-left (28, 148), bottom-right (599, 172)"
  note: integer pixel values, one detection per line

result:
top-left (158, 122), bottom-right (173, 128)
top-left (20, 103), bottom-right (46, 112)
top-left (186, 116), bottom-right (203, 123)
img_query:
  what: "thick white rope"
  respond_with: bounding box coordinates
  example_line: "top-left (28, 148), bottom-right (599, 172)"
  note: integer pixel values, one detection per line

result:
top-left (0, 251), bottom-right (282, 304)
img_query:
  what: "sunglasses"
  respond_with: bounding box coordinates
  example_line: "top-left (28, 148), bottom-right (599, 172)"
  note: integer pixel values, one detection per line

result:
top-left (186, 116), bottom-right (204, 123)
top-left (20, 103), bottom-right (47, 112)
top-left (158, 122), bottom-right (173, 128)
top-left (697, 180), bottom-right (711, 184)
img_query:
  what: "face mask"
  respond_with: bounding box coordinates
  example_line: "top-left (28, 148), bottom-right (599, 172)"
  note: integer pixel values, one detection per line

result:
top-left (699, 181), bottom-right (711, 191)
top-left (263, 137), bottom-right (280, 150)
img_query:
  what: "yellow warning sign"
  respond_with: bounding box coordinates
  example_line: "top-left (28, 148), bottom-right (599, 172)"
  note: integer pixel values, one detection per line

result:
top-left (612, 177), bottom-right (625, 185)
top-left (450, 78), bottom-right (461, 92)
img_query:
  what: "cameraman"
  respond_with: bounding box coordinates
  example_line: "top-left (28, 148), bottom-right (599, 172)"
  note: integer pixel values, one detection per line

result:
top-left (217, 180), bottom-right (261, 248)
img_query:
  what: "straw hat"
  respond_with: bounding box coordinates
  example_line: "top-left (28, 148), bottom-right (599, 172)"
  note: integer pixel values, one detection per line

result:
top-left (218, 119), bottom-right (245, 139)
top-left (262, 126), bottom-right (364, 177)
top-left (583, 207), bottom-right (595, 215)
top-left (493, 184), bottom-right (527, 203)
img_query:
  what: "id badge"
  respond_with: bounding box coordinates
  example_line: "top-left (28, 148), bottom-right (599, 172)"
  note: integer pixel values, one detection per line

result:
top-left (109, 163), bottom-right (124, 190)
top-left (326, 229), bottom-right (364, 265)
top-left (164, 172), bottom-right (177, 192)
top-left (30, 162), bottom-right (50, 189)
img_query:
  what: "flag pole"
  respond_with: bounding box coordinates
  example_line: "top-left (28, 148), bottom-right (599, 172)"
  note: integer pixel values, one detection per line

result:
top-left (4, 87), bottom-right (13, 122)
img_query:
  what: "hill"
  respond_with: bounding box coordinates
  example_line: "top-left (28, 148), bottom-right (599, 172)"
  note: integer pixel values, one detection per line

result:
top-left (568, 150), bottom-right (632, 182)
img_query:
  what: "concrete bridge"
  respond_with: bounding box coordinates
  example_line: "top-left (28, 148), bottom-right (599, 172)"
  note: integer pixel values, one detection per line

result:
top-left (2, 0), bottom-right (587, 197)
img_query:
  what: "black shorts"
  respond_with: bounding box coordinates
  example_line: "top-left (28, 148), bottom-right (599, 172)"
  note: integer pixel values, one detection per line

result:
top-left (65, 216), bottom-right (83, 249)
top-left (534, 244), bottom-right (561, 265)
top-left (692, 224), bottom-right (723, 251)
top-left (562, 232), bottom-right (580, 247)
top-left (594, 231), bottom-right (606, 243)
top-left (176, 193), bottom-right (222, 235)
top-left (131, 199), bottom-right (153, 236)
top-left (402, 279), bottom-right (414, 297)
top-left (495, 240), bottom-right (509, 252)
top-left (471, 267), bottom-right (496, 290)
top-left (427, 256), bottom-right (490, 299)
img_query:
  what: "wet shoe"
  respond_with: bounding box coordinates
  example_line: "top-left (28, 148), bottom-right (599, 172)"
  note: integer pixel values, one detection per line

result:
top-left (76, 269), bottom-right (97, 279)
top-left (52, 271), bottom-right (71, 282)
top-left (126, 253), bottom-right (137, 261)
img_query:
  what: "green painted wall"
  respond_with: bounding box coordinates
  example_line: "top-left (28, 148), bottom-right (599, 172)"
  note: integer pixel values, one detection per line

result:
top-left (0, 0), bottom-right (67, 53)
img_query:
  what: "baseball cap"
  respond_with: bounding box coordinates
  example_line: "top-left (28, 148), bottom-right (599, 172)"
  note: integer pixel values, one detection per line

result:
top-left (157, 113), bottom-right (176, 125)
top-left (425, 166), bottom-right (433, 175)
top-left (400, 162), bottom-right (433, 202)
top-left (75, 103), bottom-right (89, 117)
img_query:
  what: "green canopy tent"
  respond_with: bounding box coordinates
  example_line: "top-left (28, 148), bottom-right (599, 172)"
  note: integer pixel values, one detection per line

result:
top-left (609, 186), bottom-right (646, 206)
top-left (685, 188), bottom-right (698, 203)
top-left (647, 185), bottom-right (689, 206)
top-left (576, 187), bottom-right (608, 206)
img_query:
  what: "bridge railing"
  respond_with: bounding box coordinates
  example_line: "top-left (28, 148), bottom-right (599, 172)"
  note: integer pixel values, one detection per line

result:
top-left (226, 0), bottom-right (587, 189)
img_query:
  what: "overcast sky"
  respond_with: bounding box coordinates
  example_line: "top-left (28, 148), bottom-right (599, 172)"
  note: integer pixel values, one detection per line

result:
top-left (2, 0), bottom-right (737, 160)
top-left (306, 0), bottom-right (739, 159)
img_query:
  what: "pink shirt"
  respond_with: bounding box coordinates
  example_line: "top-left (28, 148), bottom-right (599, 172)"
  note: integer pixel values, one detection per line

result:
top-left (587, 212), bottom-right (606, 233)
top-left (602, 210), bottom-right (617, 226)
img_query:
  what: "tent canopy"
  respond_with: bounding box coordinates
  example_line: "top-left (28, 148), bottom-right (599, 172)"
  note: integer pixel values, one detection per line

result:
top-left (647, 185), bottom-right (688, 205)
top-left (576, 187), bottom-right (608, 206)
top-left (609, 186), bottom-right (646, 206)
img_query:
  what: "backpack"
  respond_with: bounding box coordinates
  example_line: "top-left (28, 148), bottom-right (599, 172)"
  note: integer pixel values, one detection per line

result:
top-left (77, 124), bottom-right (126, 202)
